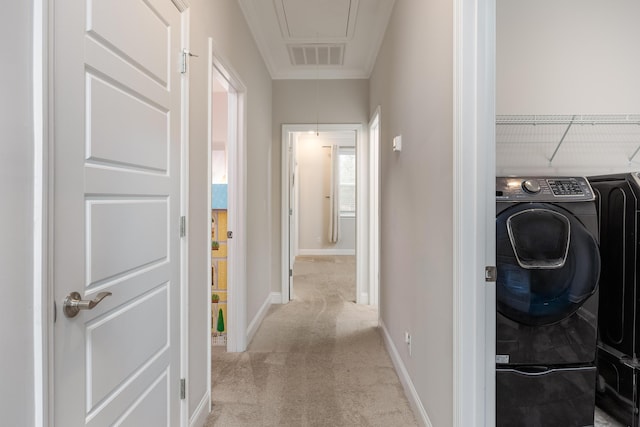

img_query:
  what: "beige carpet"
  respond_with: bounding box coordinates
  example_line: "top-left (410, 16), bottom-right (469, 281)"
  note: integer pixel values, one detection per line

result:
top-left (206, 255), bottom-right (418, 427)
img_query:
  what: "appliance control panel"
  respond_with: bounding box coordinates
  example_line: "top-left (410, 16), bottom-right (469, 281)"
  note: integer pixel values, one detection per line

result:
top-left (496, 177), bottom-right (595, 202)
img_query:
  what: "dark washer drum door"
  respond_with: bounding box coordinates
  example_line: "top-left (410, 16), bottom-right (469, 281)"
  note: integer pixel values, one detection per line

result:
top-left (496, 203), bottom-right (600, 326)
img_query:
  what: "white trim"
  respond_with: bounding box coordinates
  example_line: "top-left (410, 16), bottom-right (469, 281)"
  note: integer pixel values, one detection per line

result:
top-left (270, 292), bottom-right (282, 304)
top-left (209, 44), bottom-right (248, 353)
top-left (188, 393), bottom-right (210, 427)
top-left (380, 320), bottom-right (433, 427)
top-left (34, 1), bottom-right (51, 425)
top-left (359, 291), bottom-right (369, 303)
top-left (205, 36), bottom-right (214, 420)
top-left (171, 0), bottom-right (190, 12)
top-left (280, 126), bottom-right (291, 304)
top-left (179, 8), bottom-right (191, 427)
top-left (368, 106), bottom-right (381, 307)
top-left (281, 123), bottom-right (364, 304)
top-left (355, 123), bottom-right (367, 305)
top-left (453, 0), bottom-right (495, 426)
top-left (297, 249), bottom-right (356, 256)
top-left (246, 292), bottom-right (272, 344)
top-left (479, 0), bottom-right (497, 424)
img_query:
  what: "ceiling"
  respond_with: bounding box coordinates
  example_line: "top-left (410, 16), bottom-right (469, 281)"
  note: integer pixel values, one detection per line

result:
top-left (238, 0), bottom-right (396, 80)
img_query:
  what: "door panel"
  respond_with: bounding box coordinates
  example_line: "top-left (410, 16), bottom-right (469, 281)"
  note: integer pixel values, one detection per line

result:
top-left (114, 373), bottom-right (169, 427)
top-left (87, 75), bottom-right (169, 171)
top-left (87, 200), bottom-right (168, 285)
top-left (87, 285), bottom-right (169, 410)
top-left (53, 0), bottom-right (183, 425)
top-left (88, 0), bottom-right (170, 85)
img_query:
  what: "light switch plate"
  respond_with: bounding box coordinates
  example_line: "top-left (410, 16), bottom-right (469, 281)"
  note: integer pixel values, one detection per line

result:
top-left (393, 135), bottom-right (402, 152)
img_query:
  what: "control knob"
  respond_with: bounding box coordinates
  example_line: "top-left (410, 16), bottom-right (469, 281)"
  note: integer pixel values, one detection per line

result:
top-left (522, 179), bottom-right (541, 194)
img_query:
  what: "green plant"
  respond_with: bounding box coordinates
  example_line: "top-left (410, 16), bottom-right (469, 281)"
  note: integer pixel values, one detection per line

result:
top-left (217, 308), bottom-right (225, 333)
top-left (211, 240), bottom-right (219, 250)
top-left (211, 293), bottom-right (219, 303)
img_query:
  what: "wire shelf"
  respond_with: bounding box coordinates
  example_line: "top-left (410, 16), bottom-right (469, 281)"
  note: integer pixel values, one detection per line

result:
top-left (496, 114), bottom-right (640, 163)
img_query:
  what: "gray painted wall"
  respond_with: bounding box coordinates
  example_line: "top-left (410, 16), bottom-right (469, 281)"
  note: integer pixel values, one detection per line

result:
top-left (369, 0), bottom-right (454, 425)
top-left (271, 79), bottom-right (369, 292)
top-left (188, 0), bottom-right (273, 418)
top-left (0, 2), bottom-right (36, 426)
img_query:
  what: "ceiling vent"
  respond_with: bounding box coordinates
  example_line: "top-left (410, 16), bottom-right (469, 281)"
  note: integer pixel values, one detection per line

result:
top-left (288, 44), bottom-right (345, 66)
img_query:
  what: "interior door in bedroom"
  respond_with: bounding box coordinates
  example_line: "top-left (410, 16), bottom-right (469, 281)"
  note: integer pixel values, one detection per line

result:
top-left (52, 0), bottom-right (184, 425)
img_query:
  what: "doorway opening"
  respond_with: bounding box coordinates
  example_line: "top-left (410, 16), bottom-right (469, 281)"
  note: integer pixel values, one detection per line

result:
top-left (209, 69), bottom-right (231, 349)
top-left (207, 41), bottom-right (247, 354)
top-left (280, 123), bottom-right (370, 305)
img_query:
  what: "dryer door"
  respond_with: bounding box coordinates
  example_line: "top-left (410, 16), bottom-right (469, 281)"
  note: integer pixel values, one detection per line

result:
top-left (496, 203), bottom-right (600, 326)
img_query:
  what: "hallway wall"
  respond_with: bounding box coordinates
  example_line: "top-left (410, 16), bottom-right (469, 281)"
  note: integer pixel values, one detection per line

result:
top-left (271, 79), bottom-right (369, 294)
top-left (0, 2), bottom-right (36, 426)
top-left (369, 0), bottom-right (454, 425)
top-left (188, 0), bottom-right (273, 421)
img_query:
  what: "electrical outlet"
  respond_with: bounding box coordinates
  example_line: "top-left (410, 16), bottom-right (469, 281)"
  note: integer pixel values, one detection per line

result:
top-left (405, 331), bottom-right (412, 356)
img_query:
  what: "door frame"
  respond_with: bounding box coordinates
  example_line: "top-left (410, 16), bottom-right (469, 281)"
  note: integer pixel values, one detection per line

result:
top-left (207, 40), bottom-right (248, 353)
top-left (368, 107), bottom-right (381, 308)
top-left (179, 6), bottom-right (191, 427)
top-left (453, 0), bottom-right (496, 425)
top-left (280, 123), bottom-right (365, 303)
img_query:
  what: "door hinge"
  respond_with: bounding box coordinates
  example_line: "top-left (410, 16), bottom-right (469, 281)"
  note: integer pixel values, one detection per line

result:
top-left (227, 231), bottom-right (233, 239)
top-left (181, 48), bottom-right (199, 74)
top-left (180, 378), bottom-right (186, 399)
top-left (485, 266), bottom-right (497, 282)
top-left (289, 269), bottom-right (293, 277)
top-left (53, 300), bottom-right (57, 323)
top-left (181, 49), bottom-right (188, 74)
top-left (180, 49), bottom-right (198, 74)
top-left (180, 216), bottom-right (186, 237)
top-left (289, 208), bottom-right (293, 215)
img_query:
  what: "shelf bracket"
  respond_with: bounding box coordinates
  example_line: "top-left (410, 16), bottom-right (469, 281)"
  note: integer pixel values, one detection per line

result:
top-left (548, 115), bottom-right (576, 164)
top-left (629, 137), bottom-right (640, 163)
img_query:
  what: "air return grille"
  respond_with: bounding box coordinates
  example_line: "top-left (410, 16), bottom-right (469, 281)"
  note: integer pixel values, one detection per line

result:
top-left (288, 44), bottom-right (345, 66)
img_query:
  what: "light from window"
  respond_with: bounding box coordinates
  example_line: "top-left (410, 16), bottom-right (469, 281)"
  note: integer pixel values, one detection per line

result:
top-left (339, 148), bottom-right (356, 216)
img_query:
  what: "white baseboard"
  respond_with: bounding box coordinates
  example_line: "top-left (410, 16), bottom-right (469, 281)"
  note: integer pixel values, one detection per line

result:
top-left (270, 292), bottom-right (283, 304)
top-left (189, 391), bottom-right (210, 427)
top-left (297, 248), bottom-right (356, 256)
top-left (379, 319), bottom-right (433, 427)
top-left (358, 292), bottom-right (369, 305)
top-left (246, 292), bottom-right (273, 345)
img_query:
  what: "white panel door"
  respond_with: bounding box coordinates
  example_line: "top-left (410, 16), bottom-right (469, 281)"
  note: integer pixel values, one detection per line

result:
top-left (53, 0), bottom-right (183, 425)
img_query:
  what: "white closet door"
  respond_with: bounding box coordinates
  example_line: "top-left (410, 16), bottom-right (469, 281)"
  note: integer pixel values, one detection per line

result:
top-left (52, 0), bottom-right (183, 425)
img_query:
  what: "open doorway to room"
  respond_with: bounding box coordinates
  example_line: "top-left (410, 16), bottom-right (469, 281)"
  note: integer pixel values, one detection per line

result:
top-left (209, 70), bottom-right (231, 349)
top-left (281, 123), bottom-right (372, 308)
top-left (207, 42), bottom-right (248, 354)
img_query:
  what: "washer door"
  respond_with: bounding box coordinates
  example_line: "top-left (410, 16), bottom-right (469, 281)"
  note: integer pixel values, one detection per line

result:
top-left (496, 203), bottom-right (600, 326)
